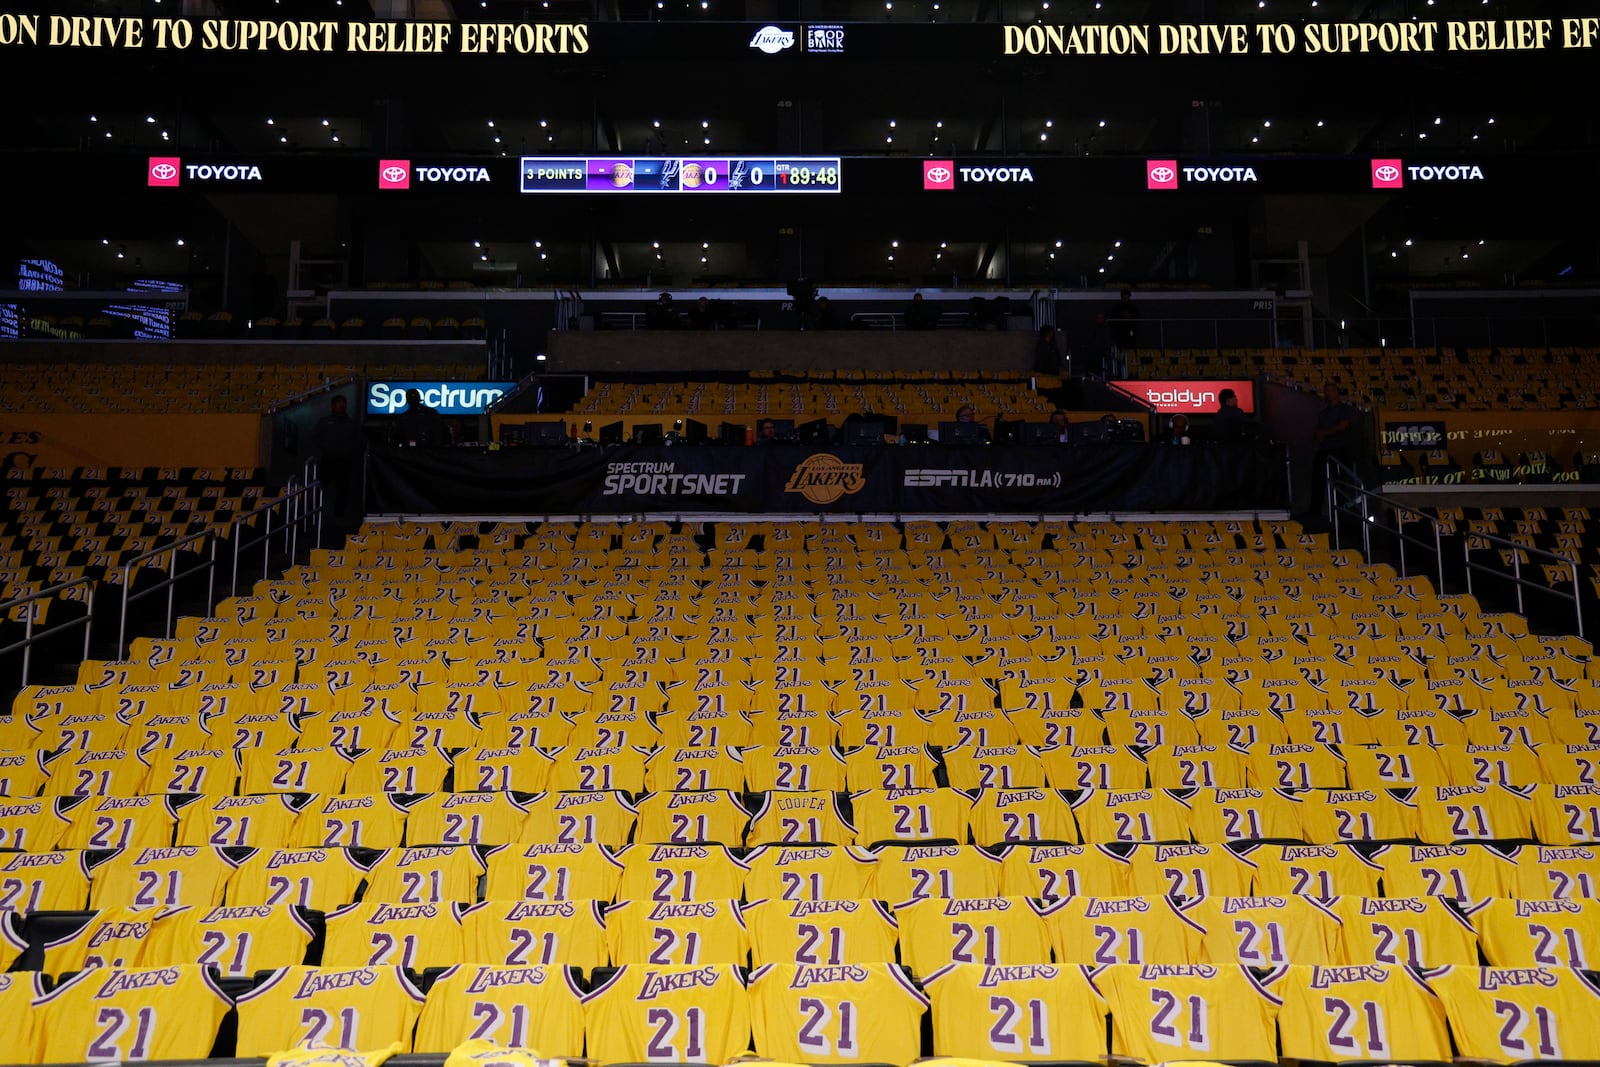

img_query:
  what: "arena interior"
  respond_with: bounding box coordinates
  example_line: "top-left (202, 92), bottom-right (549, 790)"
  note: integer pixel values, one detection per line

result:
top-left (4, 0), bottom-right (1600, 1064)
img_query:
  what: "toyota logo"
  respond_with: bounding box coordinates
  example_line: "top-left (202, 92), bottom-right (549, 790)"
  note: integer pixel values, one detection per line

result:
top-left (151, 163), bottom-right (177, 180)
top-left (1374, 165), bottom-right (1399, 183)
top-left (926, 167), bottom-right (951, 184)
top-left (1149, 166), bottom-right (1174, 184)
top-left (382, 166), bottom-right (407, 183)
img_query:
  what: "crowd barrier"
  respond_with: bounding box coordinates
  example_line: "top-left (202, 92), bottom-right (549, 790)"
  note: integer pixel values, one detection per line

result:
top-left (366, 441), bottom-right (1288, 515)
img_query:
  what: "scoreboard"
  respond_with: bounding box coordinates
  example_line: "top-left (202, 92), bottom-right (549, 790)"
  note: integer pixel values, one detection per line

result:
top-left (520, 156), bottom-right (841, 193)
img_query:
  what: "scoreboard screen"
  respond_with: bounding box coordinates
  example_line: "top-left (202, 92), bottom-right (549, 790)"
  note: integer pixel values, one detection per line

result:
top-left (520, 156), bottom-right (841, 193)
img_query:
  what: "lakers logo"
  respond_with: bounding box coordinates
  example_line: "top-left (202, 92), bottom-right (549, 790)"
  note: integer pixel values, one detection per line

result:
top-left (784, 454), bottom-right (866, 504)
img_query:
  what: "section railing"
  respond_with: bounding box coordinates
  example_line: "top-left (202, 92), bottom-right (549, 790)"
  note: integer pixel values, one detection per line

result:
top-left (0, 577), bottom-right (97, 688)
top-left (1324, 456), bottom-right (1583, 637)
top-left (1325, 456), bottom-right (1445, 595)
top-left (108, 465), bottom-right (323, 657)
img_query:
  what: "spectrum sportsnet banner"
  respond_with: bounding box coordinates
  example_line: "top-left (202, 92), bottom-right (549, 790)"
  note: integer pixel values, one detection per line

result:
top-left (365, 441), bottom-right (1284, 514)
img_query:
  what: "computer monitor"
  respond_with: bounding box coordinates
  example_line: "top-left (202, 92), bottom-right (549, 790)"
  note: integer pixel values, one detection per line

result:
top-left (901, 423), bottom-right (929, 444)
top-left (940, 421), bottom-right (990, 446)
top-left (993, 419), bottom-right (1024, 445)
top-left (797, 418), bottom-right (832, 444)
top-left (841, 420), bottom-right (886, 446)
top-left (632, 423), bottom-right (663, 446)
top-left (1070, 421), bottom-right (1111, 445)
top-left (770, 418), bottom-right (797, 442)
top-left (521, 420), bottom-right (567, 446)
top-left (683, 418), bottom-right (708, 444)
top-left (719, 422), bottom-right (746, 445)
top-left (599, 421), bottom-right (624, 446)
top-left (1110, 418), bottom-right (1146, 442)
top-left (1022, 421), bottom-right (1062, 445)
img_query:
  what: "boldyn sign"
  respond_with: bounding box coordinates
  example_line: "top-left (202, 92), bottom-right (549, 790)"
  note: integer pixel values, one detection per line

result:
top-left (1121, 379), bottom-right (1257, 414)
top-left (366, 381), bottom-right (516, 417)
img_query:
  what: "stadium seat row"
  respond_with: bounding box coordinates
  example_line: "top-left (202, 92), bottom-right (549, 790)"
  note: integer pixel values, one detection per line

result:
top-left (8, 892), bottom-right (1600, 977)
top-left (5, 840), bottom-right (1597, 914)
top-left (3, 960), bottom-right (1597, 1064)
top-left (14, 736), bottom-right (1600, 790)
top-left (9, 782), bottom-right (1600, 848)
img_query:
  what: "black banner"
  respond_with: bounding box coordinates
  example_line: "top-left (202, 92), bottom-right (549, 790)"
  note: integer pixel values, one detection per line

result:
top-left (366, 441), bottom-right (1285, 514)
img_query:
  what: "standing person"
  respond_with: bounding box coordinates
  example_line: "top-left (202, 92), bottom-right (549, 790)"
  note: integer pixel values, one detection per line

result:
top-left (905, 292), bottom-right (938, 330)
top-left (393, 388), bottom-right (449, 447)
top-left (1109, 289), bottom-right (1138, 376)
top-left (1212, 388), bottom-right (1249, 440)
top-left (1034, 325), bottom-right (1062, 375)
top-left (313, 394), bottom-right (363, 522)
top-left (1310, 382), bottom-right (1359, 511)
top-left (688, 296), bottom-right (716, 330)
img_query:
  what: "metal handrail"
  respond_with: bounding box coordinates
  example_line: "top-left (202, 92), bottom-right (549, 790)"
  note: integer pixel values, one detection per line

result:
top-left (1324, 456), bottom-right (1446, 595)
top-left (117, 525), bottom-right (219, 656)
top-left (0, 576), bottom-right (98, 687)
top-left (1461, 524), bottom-right (1584, 639)
top-left (1324, 456), bottom-right (1583, 637)
top-left (229, 473), bottom-right (322, 599)
top-left (1, 470), bottom-right (328, 678)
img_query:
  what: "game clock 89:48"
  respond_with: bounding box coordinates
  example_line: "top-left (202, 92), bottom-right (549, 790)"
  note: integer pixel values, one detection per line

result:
top-left (774, 160), bottom-right (841, 191)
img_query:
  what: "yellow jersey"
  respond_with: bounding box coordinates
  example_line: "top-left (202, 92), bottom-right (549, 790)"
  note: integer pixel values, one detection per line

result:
top-left (582, 964), bottom-right (751, 1066)
top-left (747, 962), bottom-right (926, 1066)
top-left (235, 966), bottom-right (426, 1056)
top-left (924, 962), bottom-right (1107, 1062)
top-left (412, 965), bottom-right (586, 1056)
top-left (1276, 963), bottom-right (1451, 1061)
top-left (32, 965), bottom-right (232, 1063)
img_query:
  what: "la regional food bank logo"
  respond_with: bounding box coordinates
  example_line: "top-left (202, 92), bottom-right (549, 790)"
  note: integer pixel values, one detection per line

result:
top-left (784, 454), bottom-right (866, 504)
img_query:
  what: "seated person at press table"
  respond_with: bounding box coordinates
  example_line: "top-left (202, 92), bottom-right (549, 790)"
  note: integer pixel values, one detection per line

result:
top-left (938, 404), bottom-right (991, 445)
top-left (391, 388), bottom-right (449, 447)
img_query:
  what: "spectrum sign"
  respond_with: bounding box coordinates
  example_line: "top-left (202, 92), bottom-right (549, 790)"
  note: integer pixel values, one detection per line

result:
top-left (366, 380), bottom-right (517, 416)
